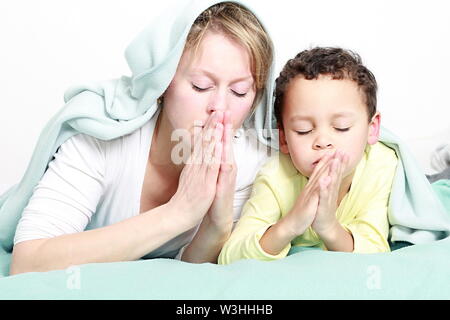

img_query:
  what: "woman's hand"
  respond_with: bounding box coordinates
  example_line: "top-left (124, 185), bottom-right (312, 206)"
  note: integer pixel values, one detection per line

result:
top-left (206, 110), bottom-right (237, 232)
top-left (178, 111), bottom-right (238, 263)
top-left (169, 111), bottom-right (224, 229)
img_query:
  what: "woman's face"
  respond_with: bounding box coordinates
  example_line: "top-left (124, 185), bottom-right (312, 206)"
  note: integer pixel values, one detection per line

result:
top-left (162, 30), bottom-right (257, 135)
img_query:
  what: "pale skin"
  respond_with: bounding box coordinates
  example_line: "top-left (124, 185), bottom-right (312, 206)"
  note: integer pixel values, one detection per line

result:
top-left (10, 30), bottom-right (257, 274)
top-left (260, 75), bottom-right (381, 255)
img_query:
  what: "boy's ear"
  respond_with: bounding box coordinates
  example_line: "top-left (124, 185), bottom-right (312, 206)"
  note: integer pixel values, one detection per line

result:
top-left (367, 112), bottom-right (381, 145)
top-left (278, 124), bottom-right (290, 154)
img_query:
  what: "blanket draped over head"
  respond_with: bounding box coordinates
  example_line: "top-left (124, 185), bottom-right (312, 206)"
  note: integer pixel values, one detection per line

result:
top-left (0, 0), bottom-right (449, 277)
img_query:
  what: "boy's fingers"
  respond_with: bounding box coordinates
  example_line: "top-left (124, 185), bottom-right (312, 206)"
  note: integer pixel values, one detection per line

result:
top-left (309, 151), bottom-right (337, 181)
top-left (328, 158), bottom-right (341, 201)
top-left (307, 156), bottom-right (332, 189)
top-left (320, 175), bottom-right (332, 190)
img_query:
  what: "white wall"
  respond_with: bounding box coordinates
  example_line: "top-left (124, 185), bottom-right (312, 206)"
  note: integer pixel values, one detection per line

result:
top-left (1, 0), bottom-right (449, 192)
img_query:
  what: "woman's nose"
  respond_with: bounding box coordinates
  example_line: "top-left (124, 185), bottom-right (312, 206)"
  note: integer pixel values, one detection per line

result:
top-left (207, 91), bottom-right (228, 113)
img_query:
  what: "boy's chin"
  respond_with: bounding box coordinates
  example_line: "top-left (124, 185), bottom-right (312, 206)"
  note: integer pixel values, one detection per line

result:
top-left (296, 167), bottom-right (312, 178)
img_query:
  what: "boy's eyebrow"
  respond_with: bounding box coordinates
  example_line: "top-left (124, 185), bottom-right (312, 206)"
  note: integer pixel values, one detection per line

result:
top-left (290, 115), bottom-right (313, 122)
top-left (331, 112), bottom-right (356, 119)
top-left (290, 112), bottom-right (355, 122)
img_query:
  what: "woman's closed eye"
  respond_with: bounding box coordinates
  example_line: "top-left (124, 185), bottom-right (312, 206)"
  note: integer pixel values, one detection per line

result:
top-left (192, 84), bottom-right (211, 92)
top-left (192, 84), bottom-right (247, 98)
top-left (231, 89), bottom-right (247, 98)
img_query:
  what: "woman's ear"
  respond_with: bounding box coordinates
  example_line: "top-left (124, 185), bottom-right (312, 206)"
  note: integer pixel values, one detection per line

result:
top-left (278, 123), bottom-right (290, 154)
top-left (367, 112), bottom-right (381, 145)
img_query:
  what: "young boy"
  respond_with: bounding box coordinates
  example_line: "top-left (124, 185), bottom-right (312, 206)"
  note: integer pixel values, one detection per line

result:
top-left (219, 47), bottom-right (398, 264)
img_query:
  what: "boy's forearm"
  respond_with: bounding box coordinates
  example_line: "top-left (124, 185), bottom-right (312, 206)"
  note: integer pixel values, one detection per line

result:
top-left (317, 220), bottom-right (354, 252)
top-left (259, 216), bottom-right (302, 256)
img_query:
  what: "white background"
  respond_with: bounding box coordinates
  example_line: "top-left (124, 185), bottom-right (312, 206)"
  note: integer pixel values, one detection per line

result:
top-left (1, 0), bottom-right (449, 192)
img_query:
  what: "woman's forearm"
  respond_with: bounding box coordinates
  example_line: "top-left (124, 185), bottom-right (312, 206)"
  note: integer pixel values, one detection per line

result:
top-left (181, 215), bottom-right (233, 263)
top-left (10, 202), bottom-right (187, 275)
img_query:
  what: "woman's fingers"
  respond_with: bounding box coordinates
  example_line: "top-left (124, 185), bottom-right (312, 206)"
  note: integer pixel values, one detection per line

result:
top-left (204, 122), bottom-right (224, 166)
top-left (189, 111), bottom-right (223, 165)
top-left (221, 110), bottom-right (235, 171)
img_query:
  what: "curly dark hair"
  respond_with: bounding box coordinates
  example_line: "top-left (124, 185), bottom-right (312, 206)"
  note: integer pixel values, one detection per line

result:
top-left (274, 47), bottom-right (377, 126)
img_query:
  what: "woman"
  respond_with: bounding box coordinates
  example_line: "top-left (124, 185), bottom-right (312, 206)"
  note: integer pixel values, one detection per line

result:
top-left (6, 0), bottom-right (276, 274)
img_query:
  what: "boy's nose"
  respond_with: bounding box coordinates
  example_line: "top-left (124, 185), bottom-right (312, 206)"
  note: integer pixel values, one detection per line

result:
top-left (313, 137), bottom-right (333, 150)
top-left (314, 142), bottom-right (333, 150)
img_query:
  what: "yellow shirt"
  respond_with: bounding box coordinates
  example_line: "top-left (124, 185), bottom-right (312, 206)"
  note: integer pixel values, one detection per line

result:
top-left (219, 142), bottom-right (398, 264)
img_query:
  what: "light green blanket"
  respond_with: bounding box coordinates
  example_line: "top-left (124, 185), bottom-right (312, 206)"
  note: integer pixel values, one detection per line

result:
top-left (1, 234), bottom-right (450, 299)
top-left (0, 0), bottom-right (449, 298)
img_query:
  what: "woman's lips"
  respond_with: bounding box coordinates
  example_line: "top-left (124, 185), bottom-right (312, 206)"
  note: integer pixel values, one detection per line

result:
top-left (193, 120), bottom-right (205, 128)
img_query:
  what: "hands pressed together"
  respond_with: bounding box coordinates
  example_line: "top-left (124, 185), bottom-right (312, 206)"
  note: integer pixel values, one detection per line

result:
top-left (170, 110), bottom-right (236, 236)
top-left (281, 150), bottom-right (352, 246)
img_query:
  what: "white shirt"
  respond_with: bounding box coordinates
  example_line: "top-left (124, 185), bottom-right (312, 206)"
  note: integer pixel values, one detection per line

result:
top-left (14, 111), bottom-right (273, 259)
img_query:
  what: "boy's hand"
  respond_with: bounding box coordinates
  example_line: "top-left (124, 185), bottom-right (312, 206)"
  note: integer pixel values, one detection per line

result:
top-left (281, 152), bottom-right (333, 238)
top-left (312, 151), bottom-right (349, 236)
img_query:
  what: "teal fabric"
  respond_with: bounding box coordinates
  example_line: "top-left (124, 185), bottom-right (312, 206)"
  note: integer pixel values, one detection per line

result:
top-left (432, 179), bottom-right (450, 209)
top-left (0, 0), bottom-right (450, 299)
top-left (380, 129), bottom-right (450, 243)
top-left (1, 237), bottom-right (450, 299)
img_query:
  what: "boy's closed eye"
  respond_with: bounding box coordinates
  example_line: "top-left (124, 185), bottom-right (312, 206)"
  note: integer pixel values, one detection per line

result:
top-left (334, 127), bottom-right (350, 132)
top-left (295, 127), bottom-right (351, 135)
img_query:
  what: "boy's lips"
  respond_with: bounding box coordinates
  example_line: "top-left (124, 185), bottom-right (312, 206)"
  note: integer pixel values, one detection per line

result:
top-left (312, 153), bottom-right (331, 167)
top-left (312, 156), bottom-right (324, 167)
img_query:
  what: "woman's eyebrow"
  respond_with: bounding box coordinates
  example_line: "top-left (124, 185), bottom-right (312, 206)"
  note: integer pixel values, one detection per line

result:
top-left (190, 69), bottom-right (253, 84)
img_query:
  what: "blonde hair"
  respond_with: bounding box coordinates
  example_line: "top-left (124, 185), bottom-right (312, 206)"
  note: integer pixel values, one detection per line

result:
top-left (185, 2), bottom-right (273, 109)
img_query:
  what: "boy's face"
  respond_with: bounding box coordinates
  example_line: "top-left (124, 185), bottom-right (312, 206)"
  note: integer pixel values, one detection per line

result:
top-left (279, 75), bottom-right (380, 179)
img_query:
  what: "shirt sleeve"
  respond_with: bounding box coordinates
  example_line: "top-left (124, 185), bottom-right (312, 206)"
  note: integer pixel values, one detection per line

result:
top-left (343, 155), bottom-right (397, 254)
top-left (14, 134), bottom-right (106, 245)
top-left (218, 173), bottom-right (291, 265)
